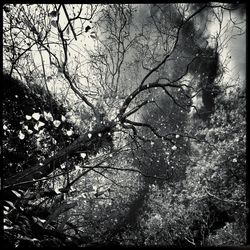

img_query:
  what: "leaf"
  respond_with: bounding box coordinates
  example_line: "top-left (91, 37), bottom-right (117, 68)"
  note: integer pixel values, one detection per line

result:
top-left (85, 25), bottom-right (91, 32)
top-left (37, 121), bottom-right (45, 128)
top-left (32, 112), bottom-right (41, 121)
top-left (53, 120), bottom-right (61, 127)
top-left (32, 216), bottom-right (38, 223)
top-left (66, 130), bottom-right (73, 136)
top-left (90, 33), bottom-right (96, 39)
top-left (5, 201), bottom-right (15, 209)
top-left (18, 131), bottom-right (25, 140)
top-left (54, 187), bottom-right (61, 194)
top-left (38, 218), bottom-right (46, 223)
top-left (11, 190), bottom-right (21, 198)
top-left (232, 158), bottom-right (237, 163)
top-left (52, 138), bottom-right (57, 144)
top-left (4, 218), bottom-right (12, 226)
top-left (61, 115), bottom-right (66, 122)
top-left (34, 123), bottom-right (39, 131)
top-left (31, 238), bottom-right (40, 242)
top-left (18, 189), bottom-right (25, 194)
top-left (60, 163), bottom-right (66, 169)
top-left (4, 225), bottom-right (13, 230)
top-left (47, 76), bottom-right (52, 81)
top-left (80, 153), bottom-right (86, 159)
top-left (4, 206), bottom-right (10, 211)
top-left (25, 115), bottom-right (32, 120)
top-left (75, 165), bottom-right (81, 171)
top-left (44, 111), bottom-right (53, 121)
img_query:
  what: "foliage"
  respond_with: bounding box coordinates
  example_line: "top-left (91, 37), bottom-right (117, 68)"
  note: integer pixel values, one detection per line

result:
top-left (135, 81), bottom-right (246, 247)
top-left (2, 74), bottom-right (80, 180)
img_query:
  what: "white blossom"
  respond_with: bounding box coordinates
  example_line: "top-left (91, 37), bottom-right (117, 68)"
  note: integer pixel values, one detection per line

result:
top-left (171, 145), bottom-right (177, 150)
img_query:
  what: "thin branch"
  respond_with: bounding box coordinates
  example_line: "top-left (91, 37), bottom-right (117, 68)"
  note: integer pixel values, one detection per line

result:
top-left (118, 53), bottom-right (200, 121)
top-left (204, 187), bottom-right (246, 205)
top-left (84, 165), bottom-right (172, 181)
top-left (138, 4), bottom-right (207, 88)
top-left (62, 4), bottom-right (77, 40)
top-left (123, 100), bottom-right (154, 119)
top-left (3, 169), bottom-right (73, 189)
top-left (124, 118), bottom-right (174, 145)
top-left (57, 23), bottom-right (100, 119)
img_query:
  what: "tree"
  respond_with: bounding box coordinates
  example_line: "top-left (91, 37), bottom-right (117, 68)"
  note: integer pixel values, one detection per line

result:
top-left (136, 79), bottom-right (246, 247)
top-left (3, 3), bottom-right (246, 247)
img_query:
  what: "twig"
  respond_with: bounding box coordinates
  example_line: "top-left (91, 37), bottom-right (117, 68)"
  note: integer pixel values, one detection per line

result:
top-left (204, 187), bottom-right (246, 205)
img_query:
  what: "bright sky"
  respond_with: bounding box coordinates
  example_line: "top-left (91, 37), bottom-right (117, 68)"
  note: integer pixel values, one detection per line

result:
top-left (11, 4), bottom-right (245, 116)
top-left (207, 8), bottom-right (246, 84)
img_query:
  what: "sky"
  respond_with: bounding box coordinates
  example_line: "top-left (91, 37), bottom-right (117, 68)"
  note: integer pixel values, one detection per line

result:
top-left (207, 6), bottom-right (246, 84)
top-left (58, 4), bottom-right (246, 123)
top-left (6, 4), bottom-right (245, 116)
